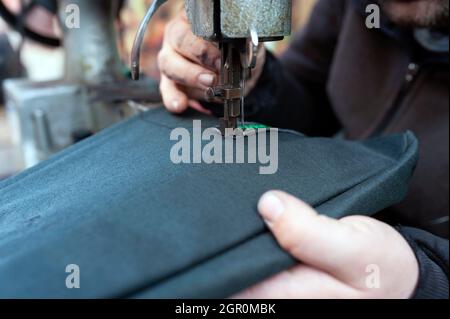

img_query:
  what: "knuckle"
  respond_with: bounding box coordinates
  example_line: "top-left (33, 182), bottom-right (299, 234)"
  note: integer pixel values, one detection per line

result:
top-left (165, 17), bottom-right (179, 35)
top-left (185, 66), bottom-right (201, 82)
top-left (172, 23), bottom-right (190, 49)
top-left (157, 50), bottom-right (168, 70)
top-left (275, 224), bottom-right (299, 253)
top-left (282, 238), bottom-right (300, 257)
top-left (159, 81), bottom-right (170, 101)
top-left (194, 41), bottom-right (218, 66)
top-left (195, 42), bottom-right (209, 57)
top-left (157, 50), bottom-right (164, 66)
top-left (159, 78), bottom-right (165, 91)
top-left (165, 68), bottom-right (187, 85)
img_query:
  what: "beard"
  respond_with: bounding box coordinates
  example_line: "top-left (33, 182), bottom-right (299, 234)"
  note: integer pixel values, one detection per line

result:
top-left (378, 0), bottom-right (449, 29)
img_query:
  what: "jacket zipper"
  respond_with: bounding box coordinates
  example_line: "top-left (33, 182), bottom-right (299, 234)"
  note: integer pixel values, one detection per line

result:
top-left (370, 62), bottom-right (421, 137)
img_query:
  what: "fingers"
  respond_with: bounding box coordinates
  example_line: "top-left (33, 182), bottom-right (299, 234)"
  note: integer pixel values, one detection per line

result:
top-left (158, 13), bottom-right (220, 114)
top-left (257, 191), bottom-right (359, 277)
top-left (160, 75), bottom-right (189, 113)
top-left (232, 265), bottom-right (359, 299)
top-left (158, 47), bottom-right (218, 90)
top-left (165, 17), bottom-right (221, 71)
top-left (258, 191), bottom-right (420, 298)
top-left (160, 75), bottom-right (211, 115)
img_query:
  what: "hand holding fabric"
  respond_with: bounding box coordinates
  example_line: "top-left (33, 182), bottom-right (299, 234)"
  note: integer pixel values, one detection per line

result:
top-left (234, 191), bottom-right (419, 299)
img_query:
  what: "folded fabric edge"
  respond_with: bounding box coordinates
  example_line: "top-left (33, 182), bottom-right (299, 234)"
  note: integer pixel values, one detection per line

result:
top-left (128, 232), bottom-right (295, 299)
top-left (315, 131), bottom-right (419, 218)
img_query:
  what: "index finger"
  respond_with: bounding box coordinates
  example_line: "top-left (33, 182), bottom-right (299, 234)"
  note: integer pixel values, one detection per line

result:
top-left (165, 17), bottom-right (221, 71)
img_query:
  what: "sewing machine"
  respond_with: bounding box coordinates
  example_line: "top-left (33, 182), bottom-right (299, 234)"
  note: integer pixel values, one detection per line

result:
top-left (2, 0), bottom-right (292, 170)
top-left (131, 0), bottom-right (292, 135)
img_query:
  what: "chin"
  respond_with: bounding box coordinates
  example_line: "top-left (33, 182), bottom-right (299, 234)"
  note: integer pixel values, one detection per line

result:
top-left (379, 0), bottom-right (449, 29)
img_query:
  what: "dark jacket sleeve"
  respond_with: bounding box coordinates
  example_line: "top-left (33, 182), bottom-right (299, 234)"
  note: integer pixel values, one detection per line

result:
top-left (398, 226), bottom-right (449, 299)
top-left (241, 0), bottom-right (347, 136)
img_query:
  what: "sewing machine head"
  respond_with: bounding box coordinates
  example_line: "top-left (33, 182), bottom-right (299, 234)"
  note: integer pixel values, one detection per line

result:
top-left (131, 0), bottom-right (292, 135)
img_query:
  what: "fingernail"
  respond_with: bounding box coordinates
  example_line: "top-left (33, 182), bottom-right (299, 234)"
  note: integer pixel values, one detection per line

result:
top-left (172, 99), bottom-right (180, 111)
top-left (215, 59), bottom-right (222, 71)
top-left (258, 192), bottom-right (285, 224)
top-left (199, 74), bottom-right (215, 87)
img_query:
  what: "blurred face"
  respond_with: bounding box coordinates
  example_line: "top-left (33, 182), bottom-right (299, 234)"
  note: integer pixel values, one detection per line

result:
top-left (379, 0), bottom-right (449, 28)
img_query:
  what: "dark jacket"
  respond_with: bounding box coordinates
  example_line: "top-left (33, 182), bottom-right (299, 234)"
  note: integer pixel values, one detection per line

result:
top-left (211, 0), bottom-right (449, 299)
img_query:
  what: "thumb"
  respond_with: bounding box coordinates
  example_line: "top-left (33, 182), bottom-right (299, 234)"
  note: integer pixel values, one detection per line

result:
top-left (258, 191), bottom-right (359, 277)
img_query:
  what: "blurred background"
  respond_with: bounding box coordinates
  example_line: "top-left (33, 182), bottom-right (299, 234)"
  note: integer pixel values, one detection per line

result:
top-left (0, 0), bottom-right (317, 179)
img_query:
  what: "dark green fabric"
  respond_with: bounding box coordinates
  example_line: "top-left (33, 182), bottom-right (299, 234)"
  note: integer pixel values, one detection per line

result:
top-left (0, 108), bottom-right (418, 298)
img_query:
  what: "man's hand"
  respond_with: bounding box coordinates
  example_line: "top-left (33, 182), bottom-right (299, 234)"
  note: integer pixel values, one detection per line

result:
top-left (157, 12), bottom-right (266, 114)
top-left (234, 191), bottom-right (419, 299)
